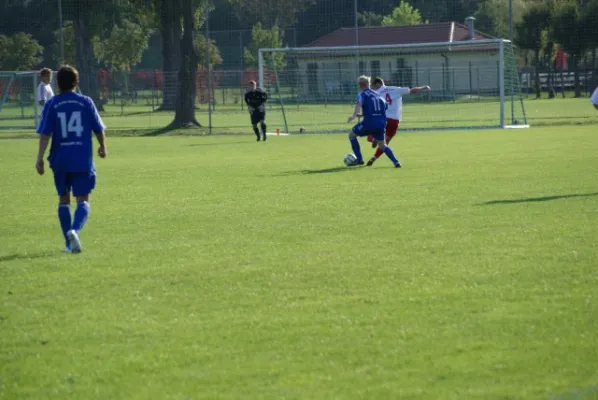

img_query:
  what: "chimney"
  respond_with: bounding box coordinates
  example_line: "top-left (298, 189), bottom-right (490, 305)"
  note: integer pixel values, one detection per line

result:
top-left (465, 16), bottom-right (475, 40)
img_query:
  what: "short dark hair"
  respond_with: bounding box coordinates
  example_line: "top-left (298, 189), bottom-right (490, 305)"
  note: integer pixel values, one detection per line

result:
top-left (372, 77), bottom-right (384, 86)
top-left (40, 68), bottom-right (52, 78)
top-left (57, 65), bottom-right (79, 92)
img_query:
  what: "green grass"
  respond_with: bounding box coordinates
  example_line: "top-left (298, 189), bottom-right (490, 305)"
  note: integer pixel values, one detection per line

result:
top-left (1, 126), bottom-right (598, 399)
top-left (2, 97), bottom-right (597, 134)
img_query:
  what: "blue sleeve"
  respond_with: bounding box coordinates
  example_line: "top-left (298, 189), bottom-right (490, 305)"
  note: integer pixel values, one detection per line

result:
top-left (87, 98), bottom-right (106, 134)
top-left (36, 103), bottom-right (54, 136)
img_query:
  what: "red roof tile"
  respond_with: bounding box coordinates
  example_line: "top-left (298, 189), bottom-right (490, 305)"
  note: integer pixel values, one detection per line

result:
top-left (305, 22), bottom-right (494, 48)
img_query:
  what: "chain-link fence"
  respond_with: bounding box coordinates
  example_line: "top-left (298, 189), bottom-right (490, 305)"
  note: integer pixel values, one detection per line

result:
top-left (1, 0), bottom-right (597, 133)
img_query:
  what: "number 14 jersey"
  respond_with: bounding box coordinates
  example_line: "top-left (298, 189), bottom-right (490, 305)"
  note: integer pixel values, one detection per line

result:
top-left (37, 92), bottom-right (106, 172)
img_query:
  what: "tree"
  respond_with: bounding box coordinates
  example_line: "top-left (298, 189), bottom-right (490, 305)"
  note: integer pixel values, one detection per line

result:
top-left (170, 0), bottom-right (201, 127)
top-left (382, 1), bottom-right (427, 26)
top-left (244, 22), bottom-right (285, 71)
top-left (358, 11), bottom-right (384, 27)
top-left (227, 0), bottom-right (314, 30)
top-left (194, 34), bottom-right (223, 68)
top-left (0, 33), bottom-right (43, 70)
top-left (52, 22), bottom-right (76, 66)
top-left (474, 0), bottom-right (527, 39)
top-left (515, 5), bottom-right (551, 98)
top-left (550, 0), bottom-right (591, 97)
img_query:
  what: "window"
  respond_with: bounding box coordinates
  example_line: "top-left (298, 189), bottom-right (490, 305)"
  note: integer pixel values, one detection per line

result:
top-left (359, 61), bottom-right (366, 75)
top-left (370, 60), bottom-right (381, 78)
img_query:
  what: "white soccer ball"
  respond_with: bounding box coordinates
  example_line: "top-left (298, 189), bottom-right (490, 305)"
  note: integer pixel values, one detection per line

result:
top-left (344, 153), bottom-right (358, 166)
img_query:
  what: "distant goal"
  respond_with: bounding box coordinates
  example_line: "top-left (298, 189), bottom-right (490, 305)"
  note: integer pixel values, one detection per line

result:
top-left (257, 39), bottom-right (529, 134)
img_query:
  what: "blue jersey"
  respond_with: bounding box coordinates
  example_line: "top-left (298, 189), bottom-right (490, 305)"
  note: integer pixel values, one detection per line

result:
top-left (356, 88), bottom-right (387, 130)
top-left (37, 92), bottom-right (105, 173)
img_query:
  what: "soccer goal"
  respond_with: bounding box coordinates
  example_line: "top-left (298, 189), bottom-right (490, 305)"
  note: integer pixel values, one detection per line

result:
top-left (0, 71), bottom-right (48, 130)
top-left (258, 39), bottom-right (529, 133)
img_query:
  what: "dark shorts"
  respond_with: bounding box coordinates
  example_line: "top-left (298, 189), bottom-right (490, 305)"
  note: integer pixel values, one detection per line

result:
top-left (250, 110), bottom-right (266, 125)
top-left (53, 170), bottom-right (96, 197)
top-left (352, 122), bottom-right (385, 142)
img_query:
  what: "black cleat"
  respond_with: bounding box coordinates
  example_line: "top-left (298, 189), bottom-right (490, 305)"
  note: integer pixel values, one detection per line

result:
top-left (366, 158), bottom-right (376, 167)
top-left (262, 135), bottom-right (267, 142)
top-left (371, 140), bottom-right (377, 148)
top-left (394, 161), bottom-right (402, 168)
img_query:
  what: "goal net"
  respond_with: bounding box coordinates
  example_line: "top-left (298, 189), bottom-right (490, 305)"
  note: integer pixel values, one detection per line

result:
top-left (0, 71), bottom-right (48, 130)
top-left (258, 39), bottom-right (528, 133)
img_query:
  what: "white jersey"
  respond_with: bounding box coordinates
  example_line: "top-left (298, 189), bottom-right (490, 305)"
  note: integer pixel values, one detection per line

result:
top-left (376, 85), bottom-right (410, 120)
top-left (591, 87), bottom-right (598, 105)
top-left (37, 82), bottom-right (54, 104)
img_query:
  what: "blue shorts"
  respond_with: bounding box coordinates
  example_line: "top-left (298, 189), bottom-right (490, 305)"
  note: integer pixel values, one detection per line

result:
top-left (352, 122), bottom-right (385, 142)
top-left (53, 170), bottom-right (96, 197)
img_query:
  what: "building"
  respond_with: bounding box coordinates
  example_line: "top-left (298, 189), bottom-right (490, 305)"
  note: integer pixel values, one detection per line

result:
top-left (293, 19), bottom-right (501, 100)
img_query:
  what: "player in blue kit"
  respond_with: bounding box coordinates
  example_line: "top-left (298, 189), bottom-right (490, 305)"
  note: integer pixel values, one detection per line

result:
top-left (347, 76), bottom-right (401, 167)
top-left (36, 66), bottom-right (107, 253)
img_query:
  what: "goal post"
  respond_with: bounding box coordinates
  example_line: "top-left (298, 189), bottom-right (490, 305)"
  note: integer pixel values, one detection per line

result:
top-left (0, 71), bottom-right (42, 130)
top-left (258, 39), bottom-right (529, 133)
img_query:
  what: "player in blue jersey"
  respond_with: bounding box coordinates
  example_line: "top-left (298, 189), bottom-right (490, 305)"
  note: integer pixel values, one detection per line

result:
top-left (347, 76), bottom-right (401, 167)
top-left (36, 65), bottom-right (107, 253)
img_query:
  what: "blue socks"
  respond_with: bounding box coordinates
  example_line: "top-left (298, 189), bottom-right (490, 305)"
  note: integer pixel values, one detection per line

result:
top-left (350, 137), bottom-right (363, 163)
top-left (384, 146), bottom-right (399, 165)
top-left (58, 204), bottom-right (72, 247)
top-left (72, 201), bottom-right (91, 232)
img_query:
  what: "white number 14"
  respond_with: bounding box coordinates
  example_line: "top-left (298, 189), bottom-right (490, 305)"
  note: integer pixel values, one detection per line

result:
top-left (57, 111), bottom-right (84, 138)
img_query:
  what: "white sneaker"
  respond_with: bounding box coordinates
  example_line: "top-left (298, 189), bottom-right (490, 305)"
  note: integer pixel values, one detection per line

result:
top-left (67, 230), bottom-right (82, 253)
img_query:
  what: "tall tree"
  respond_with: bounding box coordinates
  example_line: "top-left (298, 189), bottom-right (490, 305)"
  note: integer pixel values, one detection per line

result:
top-left (0, 33), bottom-right (43, 70)
top-left (358, 11), bottom-right (384, 27)
top-left (382, 1), bottom-right (427, 26)
top-left (94, 19), bottom-right (152, 94)
top-left (52, 22), bottom-right (76, 66)
top-left (515, 5), bottom-right (551, 98)
top-left (227, 0), bottom-right (315, 30)
top-left (244, 23), bottom-right (286, 71)
top-left (170, 0), bottom-right (201, 127)
top-left (158, 0), bottom-right (182, 110)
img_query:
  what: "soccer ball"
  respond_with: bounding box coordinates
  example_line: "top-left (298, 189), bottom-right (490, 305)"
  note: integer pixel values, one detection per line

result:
top-left (344, 153), bottom-right (358, 166)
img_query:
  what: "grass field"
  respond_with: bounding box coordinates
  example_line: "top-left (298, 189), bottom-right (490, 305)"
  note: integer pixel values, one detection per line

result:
top-left (1, 97), bottom-right (597, 134)
top-left (1, 124), bottom-right (598, 399)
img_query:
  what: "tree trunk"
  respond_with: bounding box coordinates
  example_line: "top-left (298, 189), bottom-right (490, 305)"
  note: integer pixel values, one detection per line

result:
top-left (534, 49), bottom-right (542, 99)
top-left (158, 0), bottom-right (181, 111)
top-left (169, 0), bottom-right (200, 128)
top-left (73, 9), bottom-right (103, 111)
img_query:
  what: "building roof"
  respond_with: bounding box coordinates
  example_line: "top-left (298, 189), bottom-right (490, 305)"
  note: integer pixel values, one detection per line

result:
top-left (305, 22), bottom-right (494, 48)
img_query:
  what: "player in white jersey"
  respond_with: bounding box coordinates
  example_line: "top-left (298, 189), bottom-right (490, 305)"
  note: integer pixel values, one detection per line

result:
top-left (37, 68), bottom-right (54, 106)
top-left (366, 77), bottom-right (430, 167)
top-left (591, 86), bottom-right (598, 111)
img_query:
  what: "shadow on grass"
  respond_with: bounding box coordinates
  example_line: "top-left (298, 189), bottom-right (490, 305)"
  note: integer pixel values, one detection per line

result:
top-left (481, 192), bottom-right (598, 205)
top-left (274, 166), bottom-right (361, 176)
top-left (0, 251), bottom-right (56, 263)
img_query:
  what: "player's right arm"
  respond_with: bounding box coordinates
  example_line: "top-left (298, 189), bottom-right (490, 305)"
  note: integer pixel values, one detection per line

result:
top-left (37, 85), bottom-right (45, 106)
top-left (35, 103), bottom-right (54, 175)
top-left (348, 93), bottom-right (363, 123)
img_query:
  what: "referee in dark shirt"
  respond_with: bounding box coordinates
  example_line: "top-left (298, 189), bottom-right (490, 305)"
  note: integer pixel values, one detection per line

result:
top-left (244, 80), bottom-right (268, 142)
